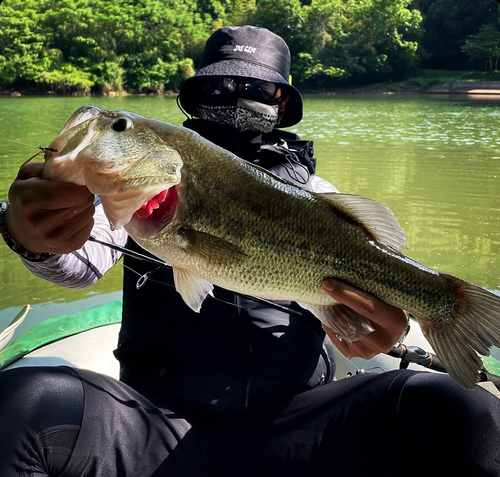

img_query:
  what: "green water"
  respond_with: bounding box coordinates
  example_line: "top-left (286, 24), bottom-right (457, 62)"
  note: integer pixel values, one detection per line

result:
top-left (1, 93), bottom-right (500, 337)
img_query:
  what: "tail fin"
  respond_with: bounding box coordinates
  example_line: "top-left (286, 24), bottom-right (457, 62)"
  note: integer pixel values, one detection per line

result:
top-left (418, 274), bottom-right (500, 389)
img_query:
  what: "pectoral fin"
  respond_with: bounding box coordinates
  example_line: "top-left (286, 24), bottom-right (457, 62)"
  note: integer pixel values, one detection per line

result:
top-left (299, 302), bottom-right (375, 343)
top-left (180, 228), bottom-right (248, 265)
top-left (172, 231), bottom-right (246, 312)
top-left (173, 267), bottom-right (214, 312)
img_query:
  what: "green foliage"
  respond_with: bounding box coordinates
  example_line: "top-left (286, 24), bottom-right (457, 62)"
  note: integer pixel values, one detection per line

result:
top-left (0, 0), bottom-right (497, 92)
top-left (0, 0), bottom-right (217, 93)
top-left (402, 69), bottom-right (492, 89)
top-left (0, 0), bottom-right (50, 87)
top-left (461, 24), bottom-right (500, 71)
top-left (297, 0), bottom-right (422, 87)
top-left (230, 0), bottom-right (256, 25)
top-left (249, 0), bottom-right (303, 44)
top-left (41, 64), bottom-right (95, 93)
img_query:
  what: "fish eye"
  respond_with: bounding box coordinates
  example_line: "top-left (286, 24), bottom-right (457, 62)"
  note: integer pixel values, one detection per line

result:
top-left (112, 117), bottom-right (132, 132)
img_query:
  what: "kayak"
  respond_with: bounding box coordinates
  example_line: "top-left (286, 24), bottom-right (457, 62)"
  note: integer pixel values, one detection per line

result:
top-left (0, 301), bottom-right (122, 378)
top-left (1, 301), bottom-right (500, 397)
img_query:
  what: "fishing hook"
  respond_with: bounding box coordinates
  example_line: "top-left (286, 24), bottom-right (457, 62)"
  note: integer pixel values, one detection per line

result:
top-left (20, 145), bottom-right (59, 167)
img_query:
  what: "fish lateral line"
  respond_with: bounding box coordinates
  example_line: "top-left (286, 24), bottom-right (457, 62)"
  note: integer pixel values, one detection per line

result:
top-left (87, 235), bottom-right (303, 317)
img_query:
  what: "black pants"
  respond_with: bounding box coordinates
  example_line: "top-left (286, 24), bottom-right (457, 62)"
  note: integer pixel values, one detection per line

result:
top-left (1, 366), bottom-right (499, 477)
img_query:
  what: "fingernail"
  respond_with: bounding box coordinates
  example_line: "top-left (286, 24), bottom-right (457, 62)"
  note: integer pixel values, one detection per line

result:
top-left (322, 279), bottom-right (335, 292)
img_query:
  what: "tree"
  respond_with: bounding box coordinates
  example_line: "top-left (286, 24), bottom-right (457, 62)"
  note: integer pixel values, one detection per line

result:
top-left (296, 0), bottom-right (422, 88)
top-left (0, 0), bottom-right (219, 93)
top-left (230, 0), bottom-right (256, 25)
top-left (461, 23), bottom-right (500, 71)
top-left (0, 0), bottom-right (52, 89)
top-left (422, 0), bottom-right (500, 69)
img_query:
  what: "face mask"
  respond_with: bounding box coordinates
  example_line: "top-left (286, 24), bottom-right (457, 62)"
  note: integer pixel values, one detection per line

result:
top-left (198, 97), bottom-right (280, 133)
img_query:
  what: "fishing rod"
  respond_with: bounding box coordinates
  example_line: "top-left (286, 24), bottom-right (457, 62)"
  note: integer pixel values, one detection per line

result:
top-left (388, 343), bottom-right (500, 391)
top-left (88, 235), bottom-right (500, 390)
top-left (389, 343), bottom-right (446, 373)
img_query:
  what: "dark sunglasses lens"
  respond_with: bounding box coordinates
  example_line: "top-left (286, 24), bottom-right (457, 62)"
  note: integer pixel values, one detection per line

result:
top-left (202, 77), bottom-right (237, 95)
top-left (244, 79), bottom-right (278, 101)
top-left (202, 77), bottom-right (278, 101)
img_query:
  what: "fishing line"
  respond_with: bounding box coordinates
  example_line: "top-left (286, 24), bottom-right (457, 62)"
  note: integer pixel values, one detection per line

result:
top-left (121, 260), bottom-right (301, 320)
top-left (89, 235), bottom-right (304, 317)
top-left (122, 261), bottom-right (249, 313)
top-left (1, 137), bottom-right (57, 167)
top-left (0, 136), bottom-right (36, 148)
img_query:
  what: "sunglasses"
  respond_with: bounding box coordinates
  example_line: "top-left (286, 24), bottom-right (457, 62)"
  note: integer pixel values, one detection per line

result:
top-left (201, 76), bottom-right (280, 102)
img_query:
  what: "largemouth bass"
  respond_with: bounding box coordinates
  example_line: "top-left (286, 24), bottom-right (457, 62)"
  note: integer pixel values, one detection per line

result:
top-left (42, 105), bottom-right (500, 389)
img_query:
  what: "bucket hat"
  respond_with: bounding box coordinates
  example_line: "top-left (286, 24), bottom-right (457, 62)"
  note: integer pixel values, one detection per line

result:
top-left (179, 25), bottom-right (303, 128)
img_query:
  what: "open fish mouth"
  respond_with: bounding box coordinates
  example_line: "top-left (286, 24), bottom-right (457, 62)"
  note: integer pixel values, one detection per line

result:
top-left (134, 186), bottom-right (178, 223)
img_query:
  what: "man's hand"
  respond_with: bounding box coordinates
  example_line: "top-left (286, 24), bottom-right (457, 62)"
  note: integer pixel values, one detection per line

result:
top-left (322, 278), bottom-right (408, 359)
top-left (5, 162), bottom-right (95, 254)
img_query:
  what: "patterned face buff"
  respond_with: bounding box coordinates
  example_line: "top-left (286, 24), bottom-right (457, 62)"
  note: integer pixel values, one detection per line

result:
top-left (197, 77), bottom-right (283, 133)
top-left (198, 97), bottom-right (280, 133)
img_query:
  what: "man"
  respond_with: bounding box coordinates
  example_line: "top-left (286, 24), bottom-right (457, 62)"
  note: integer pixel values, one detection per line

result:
top-left (0, 25), bottom-right (499, 477)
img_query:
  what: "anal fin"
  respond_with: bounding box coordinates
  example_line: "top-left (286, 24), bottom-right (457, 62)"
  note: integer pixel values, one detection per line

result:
top-left (299, 302), bottom-right (375, 343)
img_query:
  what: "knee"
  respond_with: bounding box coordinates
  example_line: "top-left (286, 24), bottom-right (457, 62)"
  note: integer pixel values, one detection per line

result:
top-left (400, 372), bottom-right (498, 423)
top-left (398, 372), bottom-right (500, 475)
top-left (0, 366), bottom-right (84, 429)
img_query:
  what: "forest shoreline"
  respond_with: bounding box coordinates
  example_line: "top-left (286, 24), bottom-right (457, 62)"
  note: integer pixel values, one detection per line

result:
top-left (2, 81), bottom-right (500, 97)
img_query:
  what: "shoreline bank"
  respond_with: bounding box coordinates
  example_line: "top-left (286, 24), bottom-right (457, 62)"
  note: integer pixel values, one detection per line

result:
top-left (2, 81), bottom-right (500, 97)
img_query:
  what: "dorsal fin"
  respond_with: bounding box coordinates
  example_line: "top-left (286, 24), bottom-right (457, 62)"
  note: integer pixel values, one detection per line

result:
top-left (317, 193), bottom-right (407, 254)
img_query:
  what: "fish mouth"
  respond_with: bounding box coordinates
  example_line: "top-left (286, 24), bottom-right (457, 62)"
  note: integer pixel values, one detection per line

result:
top-left (133, 186), bottom-right (178, 223)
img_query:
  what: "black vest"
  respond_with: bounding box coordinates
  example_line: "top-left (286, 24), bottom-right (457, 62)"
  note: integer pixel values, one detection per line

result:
top-left (114, 122), bottom-right (335, 415)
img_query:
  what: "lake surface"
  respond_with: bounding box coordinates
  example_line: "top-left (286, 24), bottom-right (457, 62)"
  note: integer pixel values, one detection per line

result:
top-left (1, 93), bottom-right (499, 339)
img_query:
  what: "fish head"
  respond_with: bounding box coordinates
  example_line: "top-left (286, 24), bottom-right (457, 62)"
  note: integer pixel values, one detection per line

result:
top-left (43, 106), bottom-right (184, 229)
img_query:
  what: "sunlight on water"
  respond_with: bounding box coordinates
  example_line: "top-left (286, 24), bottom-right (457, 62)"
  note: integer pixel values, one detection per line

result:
top-left (290, 94), bottom-right (500, 289)
top-left (0, 93), bottom-right (499, 334)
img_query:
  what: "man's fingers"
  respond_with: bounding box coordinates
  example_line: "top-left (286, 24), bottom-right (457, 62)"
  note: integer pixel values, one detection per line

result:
top-left (16, 161), bottom-right (45, 180)
top-left (48, 218), bottom-right (95, 254)
top-left (323, 323), bottom-right (396, 360)
top-left (322, 279), bottom-right (404, 328)
top-left (322, 279), bottom-right (375, 314)
top-left (322, 278), bottom-right (409, 359)
top-left (32, 202), bottom-right (96, 253)
top-left (10, 178), bottom-right (94, 213)
top-left (6, 170), bottom-right (95, 254)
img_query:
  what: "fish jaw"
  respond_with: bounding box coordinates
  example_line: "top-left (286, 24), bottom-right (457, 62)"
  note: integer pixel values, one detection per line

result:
top-left (98, 184), bottom-right (176, 229)
top-left (80, 151), bottom-right (182, 229)
top-left (42, 115), bottom-right (101, 185)
top-left (124, 185), bottom-right (182, 241)
top-left (44, 106), bottom-right (184, 228)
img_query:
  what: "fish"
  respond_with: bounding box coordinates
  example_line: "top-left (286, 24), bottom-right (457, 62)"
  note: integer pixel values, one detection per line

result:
top-left (41, 105), bottom-right (500, 389)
